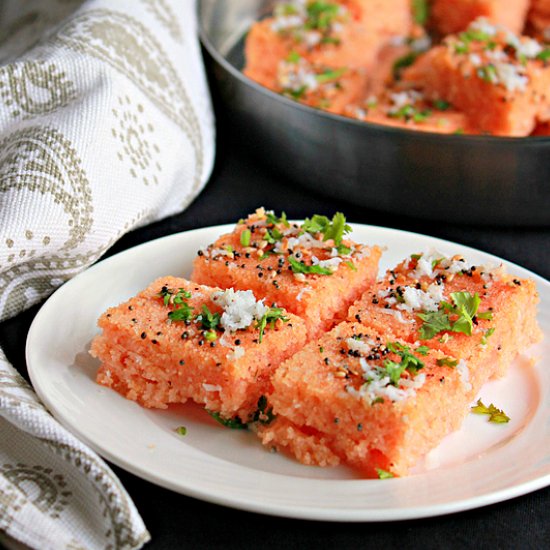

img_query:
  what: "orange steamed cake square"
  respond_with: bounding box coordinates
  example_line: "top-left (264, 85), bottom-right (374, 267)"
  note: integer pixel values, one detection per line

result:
top-left (430, 0), bottom-right (530, 36)
top-left (348, 249), bottom-right (542, 378)
top-left (191, 208), bottom-right (381, 338)
top-left (91, 276), bottom-right (307, 422)
top-left (244, 0), bottom-right (412, 113)
top-left (402, 18), bottom-right (550, 135)
top-left (257, 321), bottom-right (482, 476)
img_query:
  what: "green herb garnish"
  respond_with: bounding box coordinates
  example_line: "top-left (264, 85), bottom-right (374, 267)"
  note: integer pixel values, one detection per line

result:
top-left (471, 399), bottom-right (510, 423)
top-left (204, 330), bottom-right (217, 342)
top-left (417, 309), bottom-right (453, 339)
top-left (477, 64), bottom-right (497, 83)
top-left (376, 468), bottom-right (395, 479)
top-left (433, 99), bottom-right (451, 111)
top-left (412, 0), bottom-right (429, 25)
top-left (197, 304), bottom-right (221, 331)
top-left (283, 85), bottom-right (308, 100)
top-left (240, 229), bottom-right (251, 247)
top-left (256, 307), bottom-right (289, 343)
top-left (208, 411), bottom-right (248, 429)
top-left (168, 302), bottom-right (194, 322)
top-left (158, 286), bottom-right (192, 306)
top-left (302, 212), bottom-right (351, 246)
top-left (436, 357), bottom-right (458, 367)
top-left (265, 227), bottom-right (284, 244)
top-left (392, 52), bottom-right (418, 79)
top-left (266, 210), bottom-right (290, 227)
top-left (418, 291), bottom-right (491, 339)
top-left (305, 1), bottom-right (341, 31)
top-left (537, 48), bottom-right (550, 62)
top-left (315, 67), bottom-right (346, 84)
top-left (253, 395), bottom-right (276, 425)
top-left (388, 104), bottom-right (432, 123)
top-left (383, 342), bottom-right (426, 384)
top-left (481, 327), bottom-right (495, 345)
top-left (286, 51), bottom-right (301, 63)
top-left (288, 256), bottom-right (333, 275)
top-left (175, 426), bottom-right (187, 436)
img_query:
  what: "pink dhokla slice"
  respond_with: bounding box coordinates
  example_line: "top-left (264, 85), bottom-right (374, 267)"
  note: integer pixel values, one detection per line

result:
top-left (191, 209), bottom-right (382, 338)
top-left (91, 276), bottom-right (307, 421)
top-left (258, 321), bottom-right (474, 477)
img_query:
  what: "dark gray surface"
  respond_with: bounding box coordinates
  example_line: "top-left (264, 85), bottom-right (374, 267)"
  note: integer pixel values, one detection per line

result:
top-left (1, 112), bottom-right (549, 549)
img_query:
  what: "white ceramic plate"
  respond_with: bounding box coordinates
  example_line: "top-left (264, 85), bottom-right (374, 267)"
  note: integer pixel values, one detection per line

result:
top-left (26, 224), bottom-right (550, 521)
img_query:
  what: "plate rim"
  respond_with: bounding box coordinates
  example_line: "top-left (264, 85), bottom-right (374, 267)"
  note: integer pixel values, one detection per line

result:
top-left (26, 222), bottom-right (550, 522)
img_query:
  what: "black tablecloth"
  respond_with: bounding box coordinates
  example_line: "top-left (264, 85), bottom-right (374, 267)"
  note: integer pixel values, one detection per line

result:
top-left (1, 117), bottom-right (549, 549)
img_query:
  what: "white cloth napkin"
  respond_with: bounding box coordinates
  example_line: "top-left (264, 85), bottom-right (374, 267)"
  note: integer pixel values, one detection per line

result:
top-left (0, 0), bottom-right (215, 547)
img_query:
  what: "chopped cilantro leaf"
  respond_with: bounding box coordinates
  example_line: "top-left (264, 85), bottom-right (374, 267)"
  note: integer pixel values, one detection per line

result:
top-left (283, 85), bottom-right (308, 100)
top-left (196, 304), bottom-right (221, 331)
top-left (315, 68), bottom-right (346, 84)
top-left (384, 359), bottom-right (407, 385)
top-left (389, 104), bottom-right (431, 123)
top-left (265, 227), bottom-right (284, 244)
top-left (470, 399), bottom-right (510, 423)
top-left (419, 291), bottom-right (488, 339)
top-left (204, 330), bottom-right (217, 342)
top-left (168, 302), bottom-right (194, 322)
top-left (240, 229), bottom-right (251, 247)
top-left (384, 342), bottom-right (426, 383)
top-left (345, 260), bottom-right (357, 271)
top-left (477, 64), bottom-right (497, 83)
top-left (266, 211), bottom-right (290, 227)
top-left (336, 243), bottom-right (351, 255)
top-left (288, 256), bottom-right (333, 275)
top-left (302, 212), bottom-right (351, 246)
top-left (376, 468), bottom-right (394, 479)
top-left (481, 327), bottom-right (495, 345)
top-left (537, 48), bottom-right (550, 62)
top-left (256, 307), bottom-right (289, 343)
top-left (412, 0), bottom-right (429, 25)
top-left (418, 309), bottom-right (452, 339)
top-left (175, 426), bottom-right (187, 436)
top-left (305, 1), bottom-right (340, 31)
top-left (392, 52), bottom-right (419, 79)
top-left (286, 51), bottom-right (301, 63)
top-left (477, 311), bottom-right (493, 320)
top-left (208, 411), bottom-right (248, 429)
top-left (274, 3), bottom-right (300, 17)
top-left (253, 395), bottom-right (276, 425)
top-left (416, 345), bottom-right (430, 356)
top-left (158, 286), bottom-right (192, 307)
top-left (436, 357), bottom-right (458, 367)
top-left (433, 99), bottom-right (451, 111)
top-left (259, 250), bottom-right (274, 261)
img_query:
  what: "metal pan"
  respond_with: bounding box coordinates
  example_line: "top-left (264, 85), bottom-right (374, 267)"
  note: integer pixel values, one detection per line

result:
top-left (198, 0), bottom-right (550, 226)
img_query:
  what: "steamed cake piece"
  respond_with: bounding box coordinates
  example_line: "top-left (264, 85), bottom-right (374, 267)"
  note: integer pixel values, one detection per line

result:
top-left (257, 321), bottom-right (478, 477)
top-left (528, 0), bottom-right (550, 40)
top-left (347, 88), bottom-right (471, 134)
top-left (348, 249), bottom-right (542, 378)
top-left (430, 0), bottom-right (530, 36)
top-left (191, 209), bottom-right (381, 338)
top-left (91, 276), bottom-right (307, 422)
top-left (244, 0), bottom-right (412, 113)
top-left (402, 18), bottom-right (550, 135)
top-left (244, 0), bottom-right (412, 85)
top-left (276, 55), bottom-right (370, 115)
